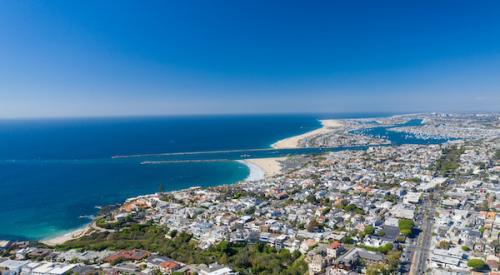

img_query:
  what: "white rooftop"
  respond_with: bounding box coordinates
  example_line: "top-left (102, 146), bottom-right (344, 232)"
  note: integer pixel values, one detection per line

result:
top-left (0, 260), bottom-right (28, 270)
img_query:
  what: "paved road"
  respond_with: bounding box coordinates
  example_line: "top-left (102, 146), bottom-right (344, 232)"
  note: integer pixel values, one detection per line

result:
top-left (409, 194), bottom-right (435, 275)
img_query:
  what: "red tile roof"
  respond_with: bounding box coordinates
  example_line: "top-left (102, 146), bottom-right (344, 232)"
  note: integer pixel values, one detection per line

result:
top-left (160, 261), bottom-right (179, 269)
top-left (330, 240), bottom-right (342, 249)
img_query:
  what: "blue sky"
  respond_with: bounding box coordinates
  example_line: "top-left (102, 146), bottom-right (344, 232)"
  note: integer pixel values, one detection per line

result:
top-left (0, 0), bottom-right (499, 117)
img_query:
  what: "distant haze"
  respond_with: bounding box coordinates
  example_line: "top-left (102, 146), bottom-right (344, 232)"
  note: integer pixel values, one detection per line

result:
top-left (0, 1), bottom-right (499, 118)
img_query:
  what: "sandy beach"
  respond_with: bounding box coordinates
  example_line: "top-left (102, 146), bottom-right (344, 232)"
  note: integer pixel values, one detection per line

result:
top-left (238, 160), bottom-right (265, 181)
top-left (242, 157), bottom-right (285, 180)
top-left (271, 119), bottom-right (343, 149)
top-left (41, 224), bottom-right (92, 246)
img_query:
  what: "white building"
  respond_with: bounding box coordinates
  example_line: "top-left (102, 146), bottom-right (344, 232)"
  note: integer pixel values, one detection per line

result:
top-left (199, 263), bottom-right (238, 275)
top-left (0, 260), bottom-right (29, 274)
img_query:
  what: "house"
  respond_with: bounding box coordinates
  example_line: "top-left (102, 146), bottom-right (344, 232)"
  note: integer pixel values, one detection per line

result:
top-left (404, 192), bottom-right (421, 204)
top-left (384, 217), bottom-right (399, 227)
top-left (0, 240), bottom-right (10, 251)
top-left (335, 248), bottom-right (384, 271)
top-left (391, 206), bottom-right (415, 220)
top-left (300, 239), bottom-right (317, 253)
top-left (326, 241), bottom-right (345, 259)
top-left (0, 260), bottom-right (29, 274)
top-left (109, 262), bottom-right (139, 274)
top-left (429, 249), bottom-right (465, 270)
top-left (71, 266), bottom-right (102, 275)
top-left (284, 239), bottom-right (301, 252)
top-left (121, 198), bottom-right (151, 212)
top-left (160, 260), bottom-right (181, 274)
top-left (105, 249), bottom-right (150, 263)
top-left (44, 264), bottom-right (78, 275)
top-left (442, 198), bottom-right (461, 208)
top-left (357, 249), bottom-right (385, 264)
top-left (198, 263), bottom-right (238, 275)
top-left (487, 255), bottom-right (499, 271)
top-left (418, 177), bottom-right (447, 191)
top-left (31, 262), bottom-right (77, 275)
top-left (21, 262), bottom-right (43, 274)
top-left (309, 254), bottom-right (326, 274)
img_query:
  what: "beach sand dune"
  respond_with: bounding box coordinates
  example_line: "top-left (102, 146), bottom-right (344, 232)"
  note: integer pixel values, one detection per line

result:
top-left (271, 119), bottom-right (342, 149)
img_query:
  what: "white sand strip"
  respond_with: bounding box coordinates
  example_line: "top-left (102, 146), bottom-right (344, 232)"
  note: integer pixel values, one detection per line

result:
top-left (238, 160), bottom-right (265, 181)
top-left (240, 157), bottom-right (285, 180)
top-left (41, 224), bottom-right (91, 246)
top-left (271, 119), bottom-right (343, 149)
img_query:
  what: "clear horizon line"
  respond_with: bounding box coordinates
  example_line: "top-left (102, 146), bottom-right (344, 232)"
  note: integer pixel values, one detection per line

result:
top-left (0, 110), bottom-right (498, 121)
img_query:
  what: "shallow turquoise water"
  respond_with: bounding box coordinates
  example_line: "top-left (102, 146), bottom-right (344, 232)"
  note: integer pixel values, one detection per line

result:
top-left (0, 160), bottom-right (248, 240)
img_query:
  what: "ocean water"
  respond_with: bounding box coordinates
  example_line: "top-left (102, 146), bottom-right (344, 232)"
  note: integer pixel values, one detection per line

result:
top-left (0, 113), bottom-right (444, 240)
top-left (0, 161), bottom-right (247, 240)
top-left (0, 115), bottom-right (324, 240)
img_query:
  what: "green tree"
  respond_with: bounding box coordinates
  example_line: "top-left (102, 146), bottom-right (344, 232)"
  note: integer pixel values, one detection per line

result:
top-left (386, 250), bottom-right (401, 271)
top-left (398, 219), bottom-right (415, 236)
top-left (322, 207), bottom-right (331, 215)
top-left (479, 226), bottom-right (485, 235)
top-left (437, 240), bottom-right (450, 250)
top-left (307, 219), bottom-right (320, 232)
top-left (467, 259), bottom-right (486, 271)
top-left (364, 225), bottom-right (375, 236)
top-left (366, 263), bottom-right (391, 275)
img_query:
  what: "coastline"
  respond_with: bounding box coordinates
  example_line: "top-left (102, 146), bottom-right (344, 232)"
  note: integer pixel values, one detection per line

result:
top-left (242, 158), bottom-right (284, 180)
top-left (40, 120), bottom-right (321, 245)
top-left (42, 157), bottom-right (282, 245)
top-left (36, 115), bottom-right (433, 245)
top-left (271, 119), bottom-right (343, 149)
top-left (238, 160), bottom-right (265, 181)
top-left (44, 156), bottom-right (281, 246)
top-left (41, 223), bottom-right (93, 246)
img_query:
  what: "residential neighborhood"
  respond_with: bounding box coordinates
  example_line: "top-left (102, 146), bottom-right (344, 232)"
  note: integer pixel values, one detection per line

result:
top-left (0, 113), bottom-right (499, 275)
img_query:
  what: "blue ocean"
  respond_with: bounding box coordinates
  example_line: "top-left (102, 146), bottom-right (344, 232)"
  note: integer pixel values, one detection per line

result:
top-left (0, 114), bottom-right (443, 240)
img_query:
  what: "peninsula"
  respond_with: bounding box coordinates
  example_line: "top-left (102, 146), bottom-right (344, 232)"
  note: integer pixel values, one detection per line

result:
top-left (272, 119), bottom-right (343, 149)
